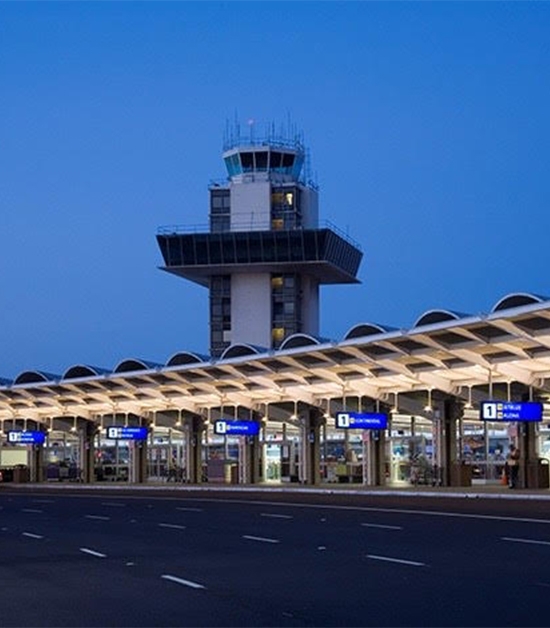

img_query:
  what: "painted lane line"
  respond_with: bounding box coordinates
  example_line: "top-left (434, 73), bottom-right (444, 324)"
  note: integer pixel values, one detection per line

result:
top-left (175, 507), bottom-right (203, 512)
top-left (80, 548), bottom-right (107, 558)
top-left (85, 515), bottom-right (111, 521)
top-left (367, 554), bottom-right (425, 567)
top-left (260, 513), bottom-right (293, 519)
top-left (32, 499), bottom-right (55, 504)
top-left (501, 537), bottom-right (550, 547)
top-left (193, 498), bottom-right (550, 525)
top-left (22, 508), bottom-right (43, 514)
top-left (535, 582), bottom-right (550, 588)
top-left (161, 574), bottom-right (205, 589)
top-left (22, 532), bottom-right (44, 539)
top-left (158, 523), bottom-right (186, 530)
top-left (101, 502), bottom-right (126, 507)
top-left (361, 523), bottom-right (403, 530)
top-left (243, 535), bottom-right (280, 544)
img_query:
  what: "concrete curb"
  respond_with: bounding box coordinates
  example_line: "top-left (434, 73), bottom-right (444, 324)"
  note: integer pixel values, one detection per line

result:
top-left (4, 482), bottom-right (550, 500)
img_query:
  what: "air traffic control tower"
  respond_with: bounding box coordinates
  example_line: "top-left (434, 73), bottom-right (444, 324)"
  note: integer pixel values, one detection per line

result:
top-left (157, 126), bottom-right (363, 357)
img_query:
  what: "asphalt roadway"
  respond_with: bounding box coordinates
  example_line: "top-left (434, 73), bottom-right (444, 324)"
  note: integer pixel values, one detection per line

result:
top-left (2, 484), bottom-right (550, 627)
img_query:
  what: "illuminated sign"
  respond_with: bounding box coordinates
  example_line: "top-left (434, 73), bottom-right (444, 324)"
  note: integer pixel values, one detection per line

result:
top-left (107, 426), bottom-right (149, 440)
top-left (480, 401), bottom-right (543, 422)
top-left (335, 412), bottom-right (388, 430)
top-left (7, 430), bottom-right (46, 445)
top-left (214, 420), bottom-right (260, 436)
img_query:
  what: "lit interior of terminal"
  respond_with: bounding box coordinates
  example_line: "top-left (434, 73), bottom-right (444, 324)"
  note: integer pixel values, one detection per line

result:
top-left (1, 127), bottom-right (550, 490)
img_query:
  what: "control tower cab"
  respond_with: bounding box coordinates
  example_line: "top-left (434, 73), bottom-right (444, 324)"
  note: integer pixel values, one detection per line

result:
top-left (157, 128), bottom-right (362, 357)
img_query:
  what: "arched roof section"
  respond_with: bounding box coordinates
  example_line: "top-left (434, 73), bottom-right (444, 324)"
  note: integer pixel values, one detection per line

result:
top-left (491, 292), bottom-right (548, 313)
top-left (280, 333), bottom-right (328, 351)
top-left (14, 370), bottom-right (60, 385)
top-left (220, 343), bottom-right (267, 360)
top-left (113, 359), bottom-right (162, 374)
top-left (62, 365), bottom-right (111, 380)
top-left (344, 322), bottom-right (397, 340)
top-left (413, 309), bottom-right (469, 328)
top-left (166, 351), bottom-right (210, 367)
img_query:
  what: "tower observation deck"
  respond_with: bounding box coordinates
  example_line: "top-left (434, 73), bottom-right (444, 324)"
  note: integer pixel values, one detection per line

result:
top-left (157, 128), bottom-right (363, 357)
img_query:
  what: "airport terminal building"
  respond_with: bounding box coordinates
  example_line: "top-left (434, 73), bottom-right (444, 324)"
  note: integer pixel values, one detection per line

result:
top-left (1, 129), bottom-right (550, 489)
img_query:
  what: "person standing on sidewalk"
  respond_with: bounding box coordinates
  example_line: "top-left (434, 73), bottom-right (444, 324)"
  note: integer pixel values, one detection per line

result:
top-left (507, 444), bottom-right (520, 488)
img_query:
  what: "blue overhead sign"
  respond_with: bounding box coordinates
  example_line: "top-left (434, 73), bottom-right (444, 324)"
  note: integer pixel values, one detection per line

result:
top-left (214, 420), bottom-right (260, 436)
top-left (7, 430), bottom-right (46, 445)
top-left (480, 401), bottom-right (543, 422)
top-left (336, 412), bottom-right (388, 430)
top-left (107, 426), bottom-right (149, 440)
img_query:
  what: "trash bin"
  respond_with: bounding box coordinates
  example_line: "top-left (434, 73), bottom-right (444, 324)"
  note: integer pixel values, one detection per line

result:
top-left (13, 465), bottom-right (30, 483)
top-left (526, 458), bottom-right (550, 489)
top-left (450, 462), bottom-right (472, 487)
top-left (1, 467), bottom-right (14, 482)
top-left (206, 459), bottom-right (225, 483)
top-left (226, 463), bottom-right (238, 484)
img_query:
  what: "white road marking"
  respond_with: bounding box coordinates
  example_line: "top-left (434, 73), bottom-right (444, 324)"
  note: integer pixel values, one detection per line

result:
top-left (158, 523), bottom-right (186, 530)
top-left (22, 532), bottom-right (44, 539)
top-left (32, 499), bottom-right (54, 504)
top-left (260, 513), bottom-right (293, 519)
top-left (80, 548), bottom-right (107, 558)
top-left (535, 582), bottom-right (550, 588)
top-left (318, 546), bottom-right (327, 550)
top-left (1, 527), bottom-right (8, 531)
top-left (161, 574), bottom-right (205, 589)
top-left (101, 502), bottom-right (126, 507)
top-left (501, 537), bottom-right (550, 547)
top-left (190, 498), bottom-right (550, 525)
top-left (361, 523), bottom-right (403, 530)
top-left (175, 507), bottom-right (203, 512)
top-left (22, 508), bottom-right (43, 514)
top-left (85, 515), bottom-right (111, 521)
top-left (367, 554), bottom-right (425, 567)
top-left (243, 535), bottom-right (280, 544)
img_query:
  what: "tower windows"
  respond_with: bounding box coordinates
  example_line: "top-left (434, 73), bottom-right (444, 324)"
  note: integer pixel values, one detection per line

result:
top-left (255, 152), bottom-right (268, 170)
top-left (271, 273), bottom-right (301, 348)
top-left (272, 327), bottom-right (285, 344)
top-left (271, 186), bottom-right (301, 230)
top-left (241, 152), bottom-right (254, 172)
top-left (210, 188), bottom-right (230, 233)
top-left (210, 275), bottom-right (232, 357)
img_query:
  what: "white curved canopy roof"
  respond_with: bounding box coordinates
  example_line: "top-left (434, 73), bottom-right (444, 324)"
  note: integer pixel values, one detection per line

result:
top-left (2, 294), bottom-right (550, 425)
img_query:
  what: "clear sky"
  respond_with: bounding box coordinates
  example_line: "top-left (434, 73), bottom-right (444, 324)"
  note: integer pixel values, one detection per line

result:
top-left (1, 1), bottom-right (549, 379)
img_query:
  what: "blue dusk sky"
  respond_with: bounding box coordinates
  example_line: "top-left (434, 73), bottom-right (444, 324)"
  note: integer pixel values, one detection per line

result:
top-left (1, 2), bottom-right (549, 379)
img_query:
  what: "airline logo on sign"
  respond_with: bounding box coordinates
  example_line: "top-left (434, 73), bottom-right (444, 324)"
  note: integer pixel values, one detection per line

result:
top-left (214, 420), bottom-right (260, 436)
top-left (480, 401), bottom-right (543, 422)
top-left (335, 412), bottom-right (388, 430)
top-left (7, 430), bottom-right (46, 445)
top-left (107, 426), bottom-right (148, 440)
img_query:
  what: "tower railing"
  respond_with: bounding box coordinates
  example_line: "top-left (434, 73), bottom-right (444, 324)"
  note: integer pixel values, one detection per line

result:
top-left (157, 220), bottom-right (362, 251)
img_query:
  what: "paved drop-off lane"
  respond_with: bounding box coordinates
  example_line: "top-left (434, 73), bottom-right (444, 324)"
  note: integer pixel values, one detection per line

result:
top-left (1, 489), bottom-right (550, 626)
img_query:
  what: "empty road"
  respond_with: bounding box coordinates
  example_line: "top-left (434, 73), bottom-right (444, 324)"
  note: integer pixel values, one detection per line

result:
top-left (1, 487), bottom-right (549, 627)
